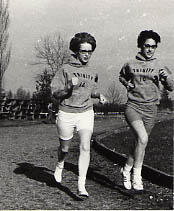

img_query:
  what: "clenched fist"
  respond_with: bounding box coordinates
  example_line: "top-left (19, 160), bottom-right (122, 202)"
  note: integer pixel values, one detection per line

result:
top-left (71, 77), bottom-right (79, 86)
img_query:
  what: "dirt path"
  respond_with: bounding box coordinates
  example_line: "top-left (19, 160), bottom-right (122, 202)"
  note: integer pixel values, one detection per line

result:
top-left (0, 123), bottom-right (173, 209)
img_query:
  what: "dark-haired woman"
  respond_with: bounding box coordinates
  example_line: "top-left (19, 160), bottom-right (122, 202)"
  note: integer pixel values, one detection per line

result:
top-left (119, 30), bottom-right (174, 191)
top-left (51, 32), bottom-right (107, 197)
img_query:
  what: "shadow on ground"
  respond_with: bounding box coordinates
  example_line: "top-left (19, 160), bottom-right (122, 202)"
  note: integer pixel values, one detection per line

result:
top-left (65, 162), bottom-right (148, 199)
top-left (13, 162), bottom-right (83, 201)
top-left (14, 162), bottom-right (148, 200)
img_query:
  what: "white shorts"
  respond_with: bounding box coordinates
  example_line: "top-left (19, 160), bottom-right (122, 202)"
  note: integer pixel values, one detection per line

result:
top-left (56, 110), bottom-right (94, 140)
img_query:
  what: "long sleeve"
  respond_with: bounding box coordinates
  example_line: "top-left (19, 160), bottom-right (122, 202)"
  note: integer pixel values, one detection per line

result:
top-left (159, 66), bottom-right (174, 91)
top-left (119, 63), bottom-right (132, 88)
top-left (50, 68), bottom-right (72, 99)
top-left (91, 74), bottom-right (100, 98)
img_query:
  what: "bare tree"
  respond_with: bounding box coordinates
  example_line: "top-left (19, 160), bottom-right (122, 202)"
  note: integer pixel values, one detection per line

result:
top-left (0, 0), bottom-right (11, 97)
top-left (6, 89), bottom-right (13, 99)
top-left (34, 33), bottom-right (70, 77)
top-left (14, 87), bottom-right (31, 100)
top-left (33, 68), bottom-right (52, 104)
top-left (105, 82), bottom-right (124, 104)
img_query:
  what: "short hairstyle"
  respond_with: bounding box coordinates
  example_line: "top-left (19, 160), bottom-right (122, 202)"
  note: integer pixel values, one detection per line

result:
top-left (137, 30), bottom-right (161, 48)
top-left (69, 32), bottom-right (96, 53)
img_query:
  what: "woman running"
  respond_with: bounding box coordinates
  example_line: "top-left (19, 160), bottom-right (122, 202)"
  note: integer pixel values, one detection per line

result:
top-left (119, 30), bottom-right (174, 191)
top-left (51, 32), bottom-right (107, 197)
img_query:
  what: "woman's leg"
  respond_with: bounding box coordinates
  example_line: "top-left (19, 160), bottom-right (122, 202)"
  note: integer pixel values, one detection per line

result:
top-left (129, 120), bottom-right (148, 168)
top-left (54, 139), bottom-right (72, 183)
top-left (54, 111), bottom-right (74, 183)
top-left (125, 136), bottom-right (136, 169)
top-left (78, 129), bottom-right (92, 196)
top-left (129, 119), bottom-right (148, 190)
top-left (58, 138), bottom-right (71, 162)
top-left (121, 112), bottom-right (138, 190)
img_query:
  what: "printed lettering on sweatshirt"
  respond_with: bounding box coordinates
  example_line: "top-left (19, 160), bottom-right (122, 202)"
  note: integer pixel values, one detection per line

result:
top-left (73, 72), bottom-right (98, 82)
top-left (132, 68), bottom-right (154, 73)
top-left (131, 67), bottom-right (157, 83)
top-left (73, 72), bottom-right (98, 88)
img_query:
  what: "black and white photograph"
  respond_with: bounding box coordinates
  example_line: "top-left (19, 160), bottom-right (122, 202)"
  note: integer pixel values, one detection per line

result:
top-left (0, 0), bottom-right (173, 210)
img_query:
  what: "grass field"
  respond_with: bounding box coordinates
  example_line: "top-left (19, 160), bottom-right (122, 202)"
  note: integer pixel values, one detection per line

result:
top-left (100, 119), bottom-right (173, 175)
top-left (0, 113), bottom-right (173, 209)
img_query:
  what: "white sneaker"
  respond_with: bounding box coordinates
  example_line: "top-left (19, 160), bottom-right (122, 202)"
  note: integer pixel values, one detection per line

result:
top-left (78, 177), bottom-right (88, 197)
top-left (121, 168), bottom-right (132, 190)
top-left (132, 175), bottom-right (143, 190)
top-left (54, 162), bottom-right (64, 183)
top-left (78, 184), bottom-right (89, 197)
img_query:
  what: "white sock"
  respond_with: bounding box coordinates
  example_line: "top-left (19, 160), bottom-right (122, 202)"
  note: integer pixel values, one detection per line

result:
top-left (57, 161), bottom-right (64, 169)
top-left (78, 176), bottom-right (88, 196)
top-left (78, 176), bottom-right (86, 186)
top-left (123, 163), bottom-right (132, 172)
top-left (133, 167), bottom-right (142, 177)
top-left (78, 150), bottom-right (90, 180)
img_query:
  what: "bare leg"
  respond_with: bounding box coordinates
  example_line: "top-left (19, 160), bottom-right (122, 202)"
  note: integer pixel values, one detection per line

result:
top-left (128, 120), bottom-right (148, 190)
top-left (58, 138), bottom-right (71, 162)
top-left (130, 120), bottom-right (148, 168)
top-left (125, 139), bottom-right (136, 168)
top-left (54, 138), bottom-right (71, 183)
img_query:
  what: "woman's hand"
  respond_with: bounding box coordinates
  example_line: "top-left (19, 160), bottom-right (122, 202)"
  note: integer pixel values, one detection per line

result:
top-left (127, 81), bottom-right (135, 90)
top-left (71, 77), bottom-right (79, 86)
top-left (99, 94), bottom-right (108, 104)
top-left (159, 68), bottom-right (169, 81)
top-left (67, 77), bottom-right (79, 90)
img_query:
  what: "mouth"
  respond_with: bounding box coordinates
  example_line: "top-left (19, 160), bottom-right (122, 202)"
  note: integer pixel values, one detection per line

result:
top-left (83, 57), bottom-right (89, 61)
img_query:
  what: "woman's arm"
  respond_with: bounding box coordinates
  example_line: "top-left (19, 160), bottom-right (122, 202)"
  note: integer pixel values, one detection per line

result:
top-left (119, 63), bottom-right (134, 90)
top-left (51, 69), bottom-right (78, 100)
top-left (159, 67), bottom-right (174, 91)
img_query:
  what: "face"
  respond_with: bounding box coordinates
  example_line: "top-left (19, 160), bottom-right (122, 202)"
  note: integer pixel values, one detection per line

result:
top-left (77, 42), bottom-right (93, 65)
top-left (141, 38), bottom-right (157, 60)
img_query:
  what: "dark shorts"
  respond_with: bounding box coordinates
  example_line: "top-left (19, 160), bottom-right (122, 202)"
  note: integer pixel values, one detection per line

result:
top-left (125, 102), bottom-right (158, 134)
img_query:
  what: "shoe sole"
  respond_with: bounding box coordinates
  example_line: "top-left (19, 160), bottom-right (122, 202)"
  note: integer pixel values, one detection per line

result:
top-left (78, 191), bottom-right (89, 197)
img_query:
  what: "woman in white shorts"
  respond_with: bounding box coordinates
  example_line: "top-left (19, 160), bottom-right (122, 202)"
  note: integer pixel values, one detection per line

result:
top-left (51, 32), bottom-right (107, 197)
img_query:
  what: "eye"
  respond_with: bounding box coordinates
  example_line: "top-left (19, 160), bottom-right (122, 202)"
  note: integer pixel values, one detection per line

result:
top-left (144, 44), bottom-right (157, 49)
top-left (79, 50), bottom-right (93, 54)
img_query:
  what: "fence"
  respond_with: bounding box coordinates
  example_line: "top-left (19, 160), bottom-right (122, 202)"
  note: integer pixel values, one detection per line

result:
top-left (0, 99), bottom-right (126, 121)
top-left (0, 98), bottom-right (49, 120)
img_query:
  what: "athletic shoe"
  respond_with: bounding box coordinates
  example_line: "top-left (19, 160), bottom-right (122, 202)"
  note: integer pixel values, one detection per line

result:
top-left (78, 185), bottom-right (89, 197)
top-left (54, 162), bottom-right (64, 183)
top-left (132, 175), bottom-right (143, 190)
top-left (121, 167), bottom-right (132, 190)
top-left (78, 178), bottom-right (89, 197)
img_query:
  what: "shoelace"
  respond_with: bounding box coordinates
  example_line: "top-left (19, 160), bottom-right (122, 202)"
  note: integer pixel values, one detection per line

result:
top-left (133, 176), bottom-right (142, 184)
top-left (123, 172), bottom-right (130, 182)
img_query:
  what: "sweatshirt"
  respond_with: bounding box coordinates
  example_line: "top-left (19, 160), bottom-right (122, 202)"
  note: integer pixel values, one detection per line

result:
top-left (50, 55), bottom-right (99, 113)
top-left (119, 53), bottom-right (174, 105)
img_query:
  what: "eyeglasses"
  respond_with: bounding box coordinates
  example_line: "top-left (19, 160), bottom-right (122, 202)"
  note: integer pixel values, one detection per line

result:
top-left (79, 50), bottom-right (93, 54)
top-left (143, 44), bottom-right (157, 49)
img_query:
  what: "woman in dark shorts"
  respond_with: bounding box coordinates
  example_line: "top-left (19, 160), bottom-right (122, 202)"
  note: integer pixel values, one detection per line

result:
top-left (119, 30), bottom-right (174, 191)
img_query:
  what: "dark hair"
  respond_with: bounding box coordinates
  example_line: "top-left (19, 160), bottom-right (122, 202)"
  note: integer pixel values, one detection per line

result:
top-left (69, 32), bottom-right (96, 53)
top-left (137, 30), bottom-right (161, 48)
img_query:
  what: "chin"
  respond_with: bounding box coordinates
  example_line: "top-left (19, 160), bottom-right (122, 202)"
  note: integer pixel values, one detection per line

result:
top-left (146, 55), bottom-right (153, 60)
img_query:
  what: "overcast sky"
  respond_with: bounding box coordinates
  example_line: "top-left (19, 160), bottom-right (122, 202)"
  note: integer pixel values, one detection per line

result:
top-left (3, 0), bottom-right (174, 98)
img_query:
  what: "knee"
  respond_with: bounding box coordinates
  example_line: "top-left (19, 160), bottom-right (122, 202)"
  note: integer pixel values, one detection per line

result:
top-left (138, 133), bottom-right (148, 146)
top-left (60, 145), bottom-right (69, 153)
top-left (62, 146), bottom-right (69, 153)
top-left (80, 143), bottom-right (90, 153)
